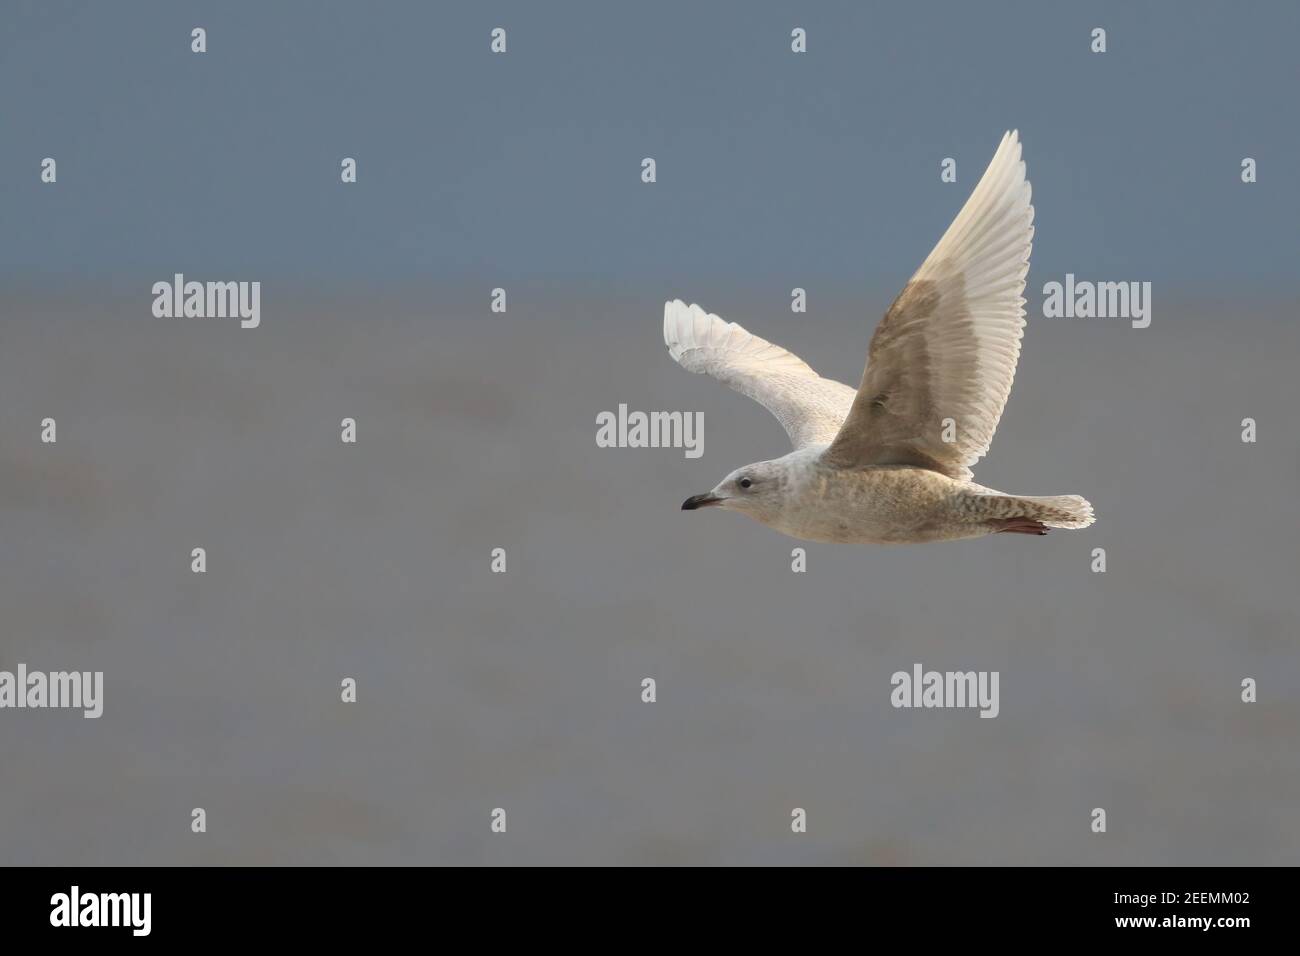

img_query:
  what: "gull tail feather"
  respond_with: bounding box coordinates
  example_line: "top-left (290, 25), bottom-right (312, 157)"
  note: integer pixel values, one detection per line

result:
top-left (1007, 494), bottom-right (1096, 530)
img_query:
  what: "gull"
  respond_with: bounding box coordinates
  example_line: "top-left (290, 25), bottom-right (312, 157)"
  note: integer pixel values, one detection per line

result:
top-left (665, 131), bottom-right (1094, 544)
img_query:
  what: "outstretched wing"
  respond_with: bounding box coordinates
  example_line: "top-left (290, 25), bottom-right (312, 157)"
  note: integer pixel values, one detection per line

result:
top-left (663, 299), bottom-right (856, 450)
top-left (824, 130), bottom-right (1035, 480)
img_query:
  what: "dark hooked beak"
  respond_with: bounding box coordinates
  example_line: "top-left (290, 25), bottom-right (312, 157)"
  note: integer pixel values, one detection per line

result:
top-left (681, 493), bottom-right (724, 511)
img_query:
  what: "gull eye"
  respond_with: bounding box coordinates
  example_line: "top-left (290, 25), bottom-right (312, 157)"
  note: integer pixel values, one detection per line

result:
top-left (738, 477), bottom-right (753, 490)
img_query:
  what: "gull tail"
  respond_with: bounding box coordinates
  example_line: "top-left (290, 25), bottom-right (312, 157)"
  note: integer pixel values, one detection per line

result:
top-left (1004, 494), bottom-right (1096, 530)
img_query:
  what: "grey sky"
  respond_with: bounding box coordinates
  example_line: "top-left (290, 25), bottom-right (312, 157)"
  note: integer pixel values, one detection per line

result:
top-left (4, 0), bottom-right (1298, 287)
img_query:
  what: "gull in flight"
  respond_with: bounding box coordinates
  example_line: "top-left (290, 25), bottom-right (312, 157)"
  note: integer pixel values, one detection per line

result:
top-left (665, 131), bottom-right (1094, 544)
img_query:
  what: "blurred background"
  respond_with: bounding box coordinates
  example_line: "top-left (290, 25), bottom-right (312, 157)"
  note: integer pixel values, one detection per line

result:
top-left (1, 1), bottom-right (1297, 864)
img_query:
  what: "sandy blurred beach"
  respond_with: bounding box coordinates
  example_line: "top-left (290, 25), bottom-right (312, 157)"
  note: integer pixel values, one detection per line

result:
top-left (1, 287), bottom-right (1296, 865)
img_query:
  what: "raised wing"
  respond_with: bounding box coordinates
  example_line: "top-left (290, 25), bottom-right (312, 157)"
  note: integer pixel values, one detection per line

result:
top-left (824, 130), bottom-right (1035, 480)
top-left (663, 299), bottom-right (856, 450)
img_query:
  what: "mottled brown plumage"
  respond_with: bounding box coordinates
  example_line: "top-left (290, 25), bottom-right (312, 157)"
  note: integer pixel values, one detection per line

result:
top-left (666, 132), bottom-right (1095, 545)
